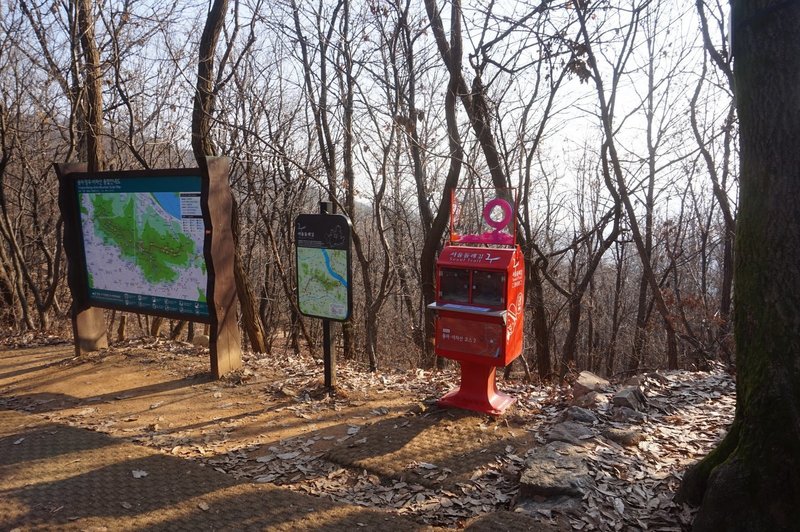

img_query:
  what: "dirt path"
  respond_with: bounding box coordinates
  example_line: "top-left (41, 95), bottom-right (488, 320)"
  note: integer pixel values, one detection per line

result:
top-left (0, 341), bottom-right (551, 530)
top-left (0, 408), bottom-right (434, 531)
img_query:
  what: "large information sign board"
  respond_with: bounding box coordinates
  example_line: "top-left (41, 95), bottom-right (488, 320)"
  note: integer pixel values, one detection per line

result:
top-left (75, 173), bottom-right (209, 319)
top-left (295, 213), bottom-right (352, 321)
top-left (58, 159), bottom-right (242, 378)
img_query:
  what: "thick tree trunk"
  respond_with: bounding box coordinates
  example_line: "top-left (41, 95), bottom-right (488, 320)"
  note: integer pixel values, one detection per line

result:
top-left (191, 0), bottom-right (226, 160)
top-left (680, 1), bottom-right (800, 528)
top-left (76, 0), bottom-right (104, 174)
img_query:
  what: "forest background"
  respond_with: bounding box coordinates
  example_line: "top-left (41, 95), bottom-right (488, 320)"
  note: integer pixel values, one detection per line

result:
top-left (0, 0), bottom-right (737, 381)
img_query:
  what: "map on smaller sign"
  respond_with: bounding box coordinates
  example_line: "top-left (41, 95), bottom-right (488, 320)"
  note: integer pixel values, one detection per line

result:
top-left (295, 214), bottom-right (351, 321)
top-left (297, 248), bottom-right (349, 320)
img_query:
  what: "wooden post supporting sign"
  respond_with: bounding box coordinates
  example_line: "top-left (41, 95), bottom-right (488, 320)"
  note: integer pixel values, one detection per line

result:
top-left (201, 157), bottom-right (242, 378)
top-left (56, 162), bottom-right (109, 356)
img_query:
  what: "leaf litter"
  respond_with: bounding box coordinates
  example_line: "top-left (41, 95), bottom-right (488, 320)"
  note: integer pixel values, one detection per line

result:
top-left (10, 338), bottom-right (735, 529)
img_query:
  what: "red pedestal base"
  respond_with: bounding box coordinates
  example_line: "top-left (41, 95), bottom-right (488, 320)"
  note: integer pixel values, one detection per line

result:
top-left (437, 360), bottom-right (516, 416)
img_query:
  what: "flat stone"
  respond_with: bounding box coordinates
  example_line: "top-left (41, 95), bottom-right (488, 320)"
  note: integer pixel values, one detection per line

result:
top-left (519, 445), bottom-right (591, 499)
top-left (544, 421), bottom-right (594, 446)
top-left (191, 334), bottom-right (210, 347)
top-left (544, 440), bottom-right (585, 457)
top-left (573, 391), bottom-right (609, 408)
top-left (611, 406), bottom-right (646, 423)
top-left (514, 494), bottom-right (582, 517)
top-left (572, 371), bottom-right (610, 398)
top-left (559, 406), bottom-right (598, 424)
top-left (612, 386), bottom-right (648, 412)
top-left (602, 427), bottom-right (644, 447)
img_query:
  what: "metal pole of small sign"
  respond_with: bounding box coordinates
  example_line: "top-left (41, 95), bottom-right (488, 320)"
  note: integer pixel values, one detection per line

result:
top-left (319, 201), bottom-right (336, 393)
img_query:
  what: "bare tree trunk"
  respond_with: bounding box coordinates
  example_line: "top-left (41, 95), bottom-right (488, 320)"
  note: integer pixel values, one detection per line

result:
top-left (605, 241), bottom-right (627, 376)
top-left (192, 0), bottom-right (267, 353)
top-left (528, 259), bottom-right (551, 379)
top-left (340, 0), bottom-right (362, 367)
top-left (264, 221), bottom-right (315, 355)
top-left (76, 0), bottom-right (104, 174)
top-left (629, 276), bottom-right (649, 372)
top-left (169, 319), bottom-right (186, 340)
top-left (150, 316), bottom-right (164, 337)
top-left (420, 0), bottom-right (464, 368)
top-left (690, 4), bottom-right (737, 363)
top-left (399, 1), bottom-right (433, 236)
top-left (231, 197), bottom-right (268, 352)
top-left (116, 313), bottom-right (127, 342)
top-left (0, 259), bottom-right (16, 326)
top-left (576, 4), bottom-right (679, 370)
top-left (560, 211), bottom-right (620, 377)
top-left (424, 0), bottom-right (528, 192)
top-left (289, 0), bottom-right (351, 359)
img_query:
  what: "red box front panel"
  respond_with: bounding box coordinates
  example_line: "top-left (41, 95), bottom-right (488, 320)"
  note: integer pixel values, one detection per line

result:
top-left (436, 314), bottom-right (505, 359)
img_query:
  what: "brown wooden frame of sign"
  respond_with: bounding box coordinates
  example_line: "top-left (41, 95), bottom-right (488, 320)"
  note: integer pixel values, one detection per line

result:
top-left (55, 157), bottom-right (241, 379)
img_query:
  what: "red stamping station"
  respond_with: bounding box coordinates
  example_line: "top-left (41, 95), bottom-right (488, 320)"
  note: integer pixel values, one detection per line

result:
top-left (428, 193), bottom-right (525, 415)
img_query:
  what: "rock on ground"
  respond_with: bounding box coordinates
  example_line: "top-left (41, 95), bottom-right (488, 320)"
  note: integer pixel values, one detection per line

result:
top-left (573, 391), bottom-right (609, 408)
top-left (559, 406), bottom-right (598, 425)
top-left (517, 442), bottom-right (593, 516)
top-left (612, 387), bottom-right (648, 412)
top-left (601, 427), bottom-right (644, 447)
top-left (572, 371), bottom-right (610, 398)
top-left (544, 421), bottom-right (594, 446)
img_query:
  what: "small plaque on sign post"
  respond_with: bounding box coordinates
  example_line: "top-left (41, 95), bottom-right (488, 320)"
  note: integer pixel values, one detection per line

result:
top-left (295, 213), bottom-right (352, 321)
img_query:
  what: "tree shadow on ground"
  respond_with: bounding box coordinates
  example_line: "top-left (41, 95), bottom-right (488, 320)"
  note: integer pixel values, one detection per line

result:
top-left (0, 356), bottom-right (73, 382)
top-left (0, 418), bottom-right (115, 466)
top-left (0, 411), bottom-right (427, 531)
top-left (2, 373), bottom-right (207, 414)
top-left (324, 405), bottom-right (532, 490)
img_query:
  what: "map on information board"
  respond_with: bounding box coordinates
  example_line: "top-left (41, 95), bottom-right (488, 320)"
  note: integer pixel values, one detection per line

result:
top-left (295, 214), bottom-right (352, 321)
top-left (76, 175), bottom-right (209, 317)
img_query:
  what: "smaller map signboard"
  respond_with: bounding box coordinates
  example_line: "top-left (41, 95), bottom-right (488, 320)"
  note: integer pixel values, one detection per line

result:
top-left (295, 214), bottom-right (352, 321)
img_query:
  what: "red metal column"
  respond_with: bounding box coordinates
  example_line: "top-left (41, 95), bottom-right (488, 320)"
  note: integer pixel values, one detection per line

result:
top-left (437, 360), bottom-right (516, 415)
